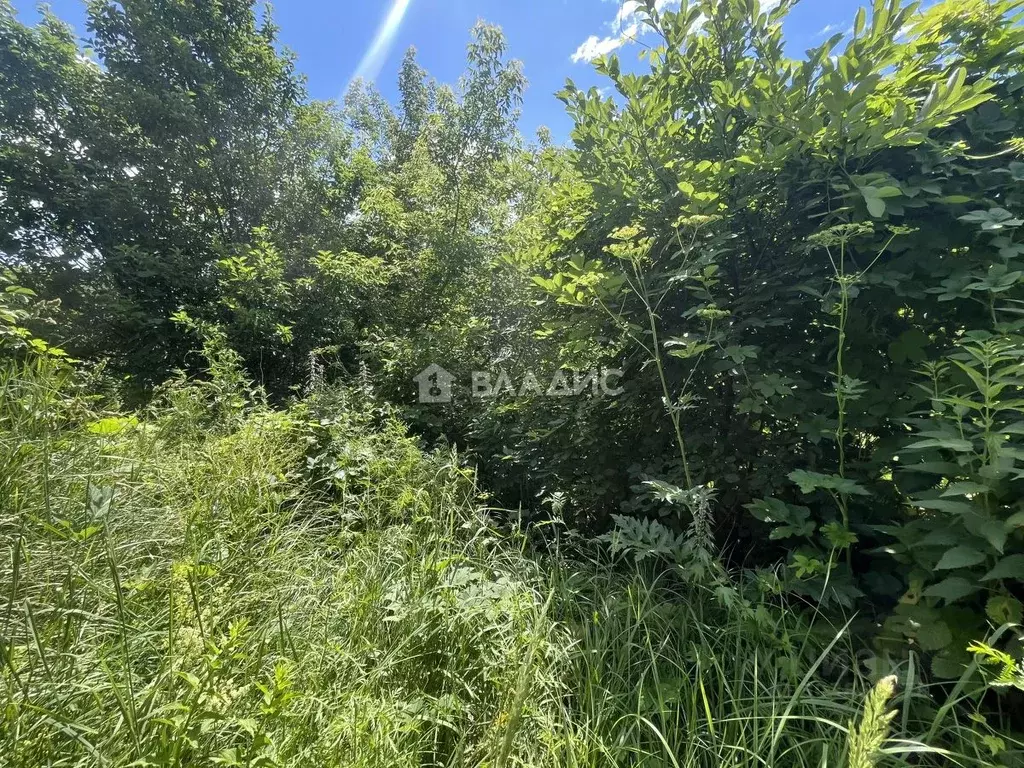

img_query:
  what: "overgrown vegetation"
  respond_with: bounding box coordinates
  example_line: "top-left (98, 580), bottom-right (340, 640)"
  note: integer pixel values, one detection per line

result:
top-left (2, 0), bottom-right (1024, 765)
top-left (3, 312), bottom-right (1021, 766)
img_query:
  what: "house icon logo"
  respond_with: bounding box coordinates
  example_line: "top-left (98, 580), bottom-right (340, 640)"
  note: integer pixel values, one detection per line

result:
top-left (413, 364), bottom-right (455, 403)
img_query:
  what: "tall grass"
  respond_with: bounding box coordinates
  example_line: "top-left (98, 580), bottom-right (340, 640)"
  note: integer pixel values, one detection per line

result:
top-left (1, 357), bottom-right (1020, 766)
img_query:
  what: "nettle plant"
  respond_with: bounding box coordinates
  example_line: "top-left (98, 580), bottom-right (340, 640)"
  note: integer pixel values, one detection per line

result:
top-left (746, 224), bottom-right (913, 608)
top-left (881, 334), bottom-right (1024, 674)
top-left (875, 143), bottom-right (1024, 672)
top-left (0, 272), bottom-right (65, 359)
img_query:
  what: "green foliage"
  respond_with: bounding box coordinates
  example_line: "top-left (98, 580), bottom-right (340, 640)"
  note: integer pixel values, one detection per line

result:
top-left (881, 335), bottom-right (1024, 663)
top-left (969, 640), bottom-right (1024, 689)
top-left (2, 349), bottom-right (1021, 766)
top-left (4, 0), bottom-right (1024, 763)
top-left (0, 272), bottom-right (65, 358)
top-left (1, 0), bottom-right (381, 385)
top-left (515, 0), bottom-right (1024, 665)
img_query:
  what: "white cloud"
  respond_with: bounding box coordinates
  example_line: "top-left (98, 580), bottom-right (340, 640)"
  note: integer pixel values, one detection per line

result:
top-left (571, 23), bottom-right (639, 64)
top-left (816, 21), bottom-right (856, 40)
top-left (571, 0), bottom-right (680, 64)
top-left (612, 1), bottom-right (643, 34)
top-left (570, 0), bottom-right (786, 64)
top-left (571, 35), bottom-right (619, 64)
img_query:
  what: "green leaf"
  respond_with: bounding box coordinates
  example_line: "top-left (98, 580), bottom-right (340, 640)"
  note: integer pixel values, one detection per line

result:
top-left (770, 521), bottom-right (817, 540)
top-left (72, 525), bottom-right (104, 542)
top-left (897, 461), bottom-right (963, 476)
top-left (982, 555), bottom-right (1024, 581)
top-left (916, 619), bottom-right (952, 652)
top-left (821, 521), bottom-right (858, 548)
top-left (917, 528), bottom-right (962, 548)
top-left (934, 546), bottom-right (987, 570)
top-left (853, 6), bottom-right (865, 36)
top-left (959, 207), bottom-right (1024, 231)
top-left (931, 653), bottom-right (967, 680)
top-left (87, 416), bottom-right (138, 436)
top-left (87, 485), bottom-right (114, 519)
top-left (912, 499), bottom-right (976, 515)
top-left (923, 577), bottom-right (981, 603)
top-left (788, 470), bottom-right (870, 496)
top-left (746, 498), bottom-right (816, 539)
top-left (745, 497), bottom-right (793, 524)
top-left (986, 596), bottom-right (1023, 625)
top-left (940, 482), bottom-right (992, 497)
top-left (865, 195), bottom-right (886, 218)
top-left (903, 437), bottom-right (974, 453)
top-left (666, 341), bottom-right (712, 359)
top-left (963, 514), bottom-right (1008, 554)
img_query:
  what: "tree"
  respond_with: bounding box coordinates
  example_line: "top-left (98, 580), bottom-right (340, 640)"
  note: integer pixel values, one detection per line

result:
top-left (1, 0), bottom-right (367, 386)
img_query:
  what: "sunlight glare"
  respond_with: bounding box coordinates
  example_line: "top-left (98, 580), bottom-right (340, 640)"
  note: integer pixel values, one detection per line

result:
top-left (348, 0), bottom-right (413, 90)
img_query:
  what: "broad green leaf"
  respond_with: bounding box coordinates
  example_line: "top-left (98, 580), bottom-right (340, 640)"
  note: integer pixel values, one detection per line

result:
top-left (903, 437), bottom-right (974, 453)
top-left (931, 653), bottom-right (967, 680)
top-left (916, 619), bottom-right (952, 652)
top-left (788, 470), bottom-right (870, 496)
top-left (88, 417), bottom-right (138, 436)
top-left (940, 482), bottom-right (992, 497)
top-left (986, 596), bottom-right (1023, 625)
top-left (923, 577), bottom-right (981, 603)
top-left (934, 546), bottom-right (987, 570)
top-left (821, 521), bottom-right (858, 548)
top-left (897, 461), bottom-right (963, 476)
top-left (917, 528), bottom-right (961, 548)
top-left (912, 499), bottom-right (975, 515)
top-left (667, 342), bottom-right (712, 359)
top-left (963, 513), bottom-right (1008, 554)
top-left (982, 555), bottom-right (1024, 581)
top-left (87, 485), bottom-right (114, 518)
top-left (865, 195), bottom-right (886, 218)
top-left (746, 498), bottom-right (816, 539)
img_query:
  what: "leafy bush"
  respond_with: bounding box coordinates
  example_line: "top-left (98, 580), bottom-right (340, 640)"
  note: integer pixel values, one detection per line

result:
top-left (517, 0), bottom-right (1024, 679)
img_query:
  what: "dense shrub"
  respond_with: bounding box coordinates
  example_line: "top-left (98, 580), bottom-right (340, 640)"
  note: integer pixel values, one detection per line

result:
top-left (509, 0), bottom-right (1024, 675)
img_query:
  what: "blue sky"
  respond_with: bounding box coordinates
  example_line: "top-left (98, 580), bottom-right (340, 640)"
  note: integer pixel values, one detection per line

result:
top-left (12, 0), bottom-right (869, 139)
